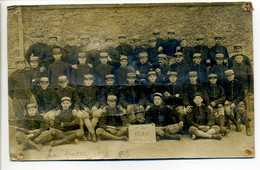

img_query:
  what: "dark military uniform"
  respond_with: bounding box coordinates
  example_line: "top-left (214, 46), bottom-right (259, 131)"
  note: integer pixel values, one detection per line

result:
top-left (134, 61), bottom-right (153, 84)
top-left (9, 70), bottom-right (35, 119)
top-left (209, 45), bottom-right (229, 65)
top-left (152, 63), bottom-right (171, 84)
top-left (170, 62), bottom-right (190, 84)
top-left (115, 67), bottom-right (132, 85)
top-left (35, 88), bottom-right (58, 114)
top-left (54, 108), bottom-right (81, 131)
top-left (29, 67), bottom-right (47, 92)
top-left (209, 64), bottom-right (228, 86)
top-left (62, 44), bottom-right (78, 64)
top-left (98, 106), bottom-right (126, 128)
top-left (193, 45), bottom-right (210, 64)
top-left (143, 83), bottom-right (165, 106)
top-left (78, 86), bottom-right (100, 109)
top-left (40, 45), bottom-right (62, 69)
top-left (56, 86), bottom-right (80, 110)
top-left (116, 44), bottom-right (134, 63)
top-left (100, 85), bottom-right (121, 108)
top-left (178, 46), bottom-right (195, 66)
top-left (189, 62), bottom-right (207, 84)
top-left (94, 64), bottom-right (114, 85)
top-left (48, 61), bottom-right (71, 88)
top-left (73, 45), bottom-right (88, 63)
top-left (205, 83), bottom-right (226, 106)
top-left (164, 83), bottom-right (184, 108)
top-left (25, 42), bottom-right (48, 63)
top-left (229, 54), bottom-right (252, 68)
top-left (232, 63), bottom-right (253, 92)
top-left (106, 46), bottom-right (120, 69)
top-left (162, 38), bottom-right (180, 57)
top-left (88, 49), bottom-right (102, 68)
top-left (183, 83), bottom-right (210, 106)
top-left (71, 64), bottom-right (94, 87)
top-left (147, 47), bottom-right (160, 65)
top-left (222, 79), bottom-right (245, 105)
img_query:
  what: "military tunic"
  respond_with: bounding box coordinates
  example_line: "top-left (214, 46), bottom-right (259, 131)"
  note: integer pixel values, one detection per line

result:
top-left (162, 38), bottom-right (180, 57)
top-left (40, 45), bottom-right (62, 69)
top-left (193, 45), bottom-right (210, 64)
top-left (56, 86), bottom-right (80, 110)
top-left (170, 62), bottom-right (190, 84)
top-left (232, 63), bottom-right (253, 91)
top-left (164, 83), bottom-right (184, 107)
top-left (98, 106), bottom-right (126, 128)
top-left (48, 61), bottom-right (71, 88)
top-left (115, 67), bottom-right (132, 85)
top-left (183, 83), bottom-right (210, 106)
top-left (54, 108), bottom-right (80, 131)
top-left (209, 45), bottom-right (229, 65)
top-left (25, 42), bottom-right (48, 63)
top-left (71, 64), bottom-right (94, 87)
top-left (62, 44), bottom-right (78, 64)
top-left (35, 88), bottom-right (58, 113)
top-left (134, 61), bottom-right (153, 83)
top-left (189, 63), bottom-right (207, 84)
top-left (209, 64), bottom-right (229, 86)
top-left (100, 85), bottom-right (121, 108)
top-left (204, 84), bottom-right (226, 106)
top-left (152, 63), bottom-right (171, 84)
top-left (94, 64), bottom-right (114, 85)
top-left (178, 46), bottom-right (195, 66)
top-left (222, 80), bottom-right (245, 105)
top-left (78, 86), bottom-right (100, 109)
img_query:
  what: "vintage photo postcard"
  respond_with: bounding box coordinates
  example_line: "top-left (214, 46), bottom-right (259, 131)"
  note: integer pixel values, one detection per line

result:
top-left (7, 2), bottom-right (254, 160)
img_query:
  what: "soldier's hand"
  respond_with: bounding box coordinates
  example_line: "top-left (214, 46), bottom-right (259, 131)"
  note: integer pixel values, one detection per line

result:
top-left (84, 107), bottom-right (90, 112)
top-left (158, 46), bottom-right (163, 52)
top-left (224, 59), bottom-right (228, 64)
top-left (72, 109), bottom-right (78, 116)
top-left (145, 105), bottom-right (151, 111)
top-left (87, 63), bottom-right (93, 68)
top-left (40, 67), bottom-right (46, 72)
top-left (176, 46), bottom-right (181, 51)
top-left (176, 94), bottom-right (180, 98)
top-left (155, 68), bottom-right (161, 74)
top-left (186, 106), bottom-right (193, 113)
top-left (72, 64), bottom-right (78, 69)
top-left (92, 106), bottom-right (98, 111)
top-left (210, 102), bottom-right (216, 107)
top-left (108, 56), bottom-right (112, 62)
top-left (164, 91), bottom-right (171, 97)
top-left (206, 59), bottom-right (211, 64)
top-left (136, 70), bottom-right (140, 75)
top-left (32, 79), bottom-right (36, 83)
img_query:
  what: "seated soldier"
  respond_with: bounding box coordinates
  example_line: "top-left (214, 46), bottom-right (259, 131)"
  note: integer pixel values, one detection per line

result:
top-left (189, 53), bottom-right (207, 84)
top-left (115, 55), bottom-right (132, 85)
top-left (134, 52), bottom-right (153, 84)
top-left (77, 74), bottom-right (102, 142)
top-left (152, 54), bottom-right (171, 84)
top-left (119, 73), bottom-right (145, 124)
top-left (205, 73), bottom-right (229, 136)
top-left (187, 93), bottom-right (222, 140)
top-left (223, 69), bottom-right (244, 133)
top-left (145, 93), bottom-right (183, 140)
top-left (15, 103), bottom-right (51, 151)
top-left (50, 97), bottom-right (84, 147)
top-left (96, 95), bottom-right (128, 141)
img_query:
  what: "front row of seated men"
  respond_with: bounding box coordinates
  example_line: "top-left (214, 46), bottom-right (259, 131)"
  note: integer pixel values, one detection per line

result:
top-left (15, 71), bottom-right (251, 151)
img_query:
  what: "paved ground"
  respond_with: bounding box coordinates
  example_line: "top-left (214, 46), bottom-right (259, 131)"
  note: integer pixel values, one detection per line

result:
top-left (9, 113), bottom-right (255, 161)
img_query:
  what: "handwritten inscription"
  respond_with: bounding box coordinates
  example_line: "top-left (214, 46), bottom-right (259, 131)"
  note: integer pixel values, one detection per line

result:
top-left (129, 124), bottom-right (156, 143)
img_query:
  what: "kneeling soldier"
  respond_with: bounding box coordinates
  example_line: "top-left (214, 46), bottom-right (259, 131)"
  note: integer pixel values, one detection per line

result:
top-left (187, 93), bottom-right (222, 140)
top-left (145, 93), bottom-right (183, 140)
top-left (96, 95), bottom-right (128, 141)
top-left (50, 97), bottom-right (84, 147)
top-left (15, 103), bottom-right (51, 151)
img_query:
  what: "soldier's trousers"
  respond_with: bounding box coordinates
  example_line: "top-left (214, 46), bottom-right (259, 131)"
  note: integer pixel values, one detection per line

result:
top-left (156, 123), bottom-right (183, 137)
top-left (15, 130), bottom-right (52, 145)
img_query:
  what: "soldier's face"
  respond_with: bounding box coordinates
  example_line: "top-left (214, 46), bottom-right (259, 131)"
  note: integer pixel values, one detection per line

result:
top-left (49, 38), bottom-right (57, 46)
top-left (189, 75), bottom-right (198, 84)
top-left (106, 79), bottom-right (115, 85)
top-left (215, 38), bottom-right (222, 45)
top-left (197, 39), bottom-right (204, 45)
top-left (234, 46), bottom-right (242, 53)
top-left (226, 74), bottom-right (235, 81)
top-left (175, 55), bottom-right (183, 63)
top-left (209, 77), bottom-right (218, 84)
top-left (216, 58), bottom-right (224, 65)
top-left (28, 107), bottom-right (37, 116)
top-left (127, 77), bottom-right (136, 85)
top-left (53, 53), bottom-right (62, 60)
top-left (40, 81), bottom-right (49, 90)
top-left (149, 41), bottom-right (157, 48)
top-left (106, 40), bottom-right (114, 47)
top-left (78, 57), bottom-right (87, 64)
top-left (169, 75), bottom-right (177, 83)
top-left (16, 61), bottom-right (26, 70)
top-left (139, 57), bottom-right (148, 64)
top-left (81, 39), bottom-right (89, 46)
top-left (61, 101), bottom-right (72, 110)
top-left (120, 60), bottom-right (128, 67)
top-left (92, 41), bottom-right (100, 49)
top-left (158, 57), bottom-right (166, 64)
top-left (100, 57), bottom-right (108, 64)
top-left (180, 40), bottom-right (187, 47)
top-left (84, 79), bottom-right (94, 86)
top-left (59, 81), bottom-right (68, 88)
top-left (118, 38), bottom-right (126, 44)
top-left (235, 55), bottom-right (243, 64)
top-left (193, 96), bottom-right (203, 106)
top-left (107, 100), bottom-right (117, 107)
top-left (154, 96), bottom-right (163, 106)
top-left (134, 40), bottom-right (141, 47)
top-left (30, 61), bottom-right (39, 68)
top-left (148, 75), bottom-right (157, 83)
top-left (193, 57), bottom-right (201, 65)
top-left (168, 33), bottom-right (175, 39)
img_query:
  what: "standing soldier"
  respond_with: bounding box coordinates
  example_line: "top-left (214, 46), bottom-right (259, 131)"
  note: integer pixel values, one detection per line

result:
top-left (134, 52), bottom-right (153, 84)
top-left (115, 34), bottom-right (134, 65)
top-left (131, 35), bottom-right (145, 64)
top-left (147, 36), bottom-right (161, 66)
top-left (88, 38), bottom-right (102, 68)
top-left (62, 36), bottom-right (78, 65)
top-left (162, 29), bottom-right (180, 59)
top-left (189, 53), bottom-right (207, 84)
top-left (74, 35), bottom-right (90, 61)
top-left (9, 57), bottom-right (36, 122)
top-left (153, 54), bottom-right (171, 84)
top-left (152, 29), bottom-right (164, 48)
top-left (193, 35), bottom-right (210, 65)
top-left (25, 34), bottom-right (48, 64)
top-left (177, 38), bottom-right (195, 67)
top-left (115, 55), bottom-right (132, 85)
top-left (104, 37), bottom-right (120, 69)
top-left (229, 43), bottom-right (252, 68)
top-left (209, 35), bottom-right (229, 66)
top-left (48, 47), bottom-right (70, 89)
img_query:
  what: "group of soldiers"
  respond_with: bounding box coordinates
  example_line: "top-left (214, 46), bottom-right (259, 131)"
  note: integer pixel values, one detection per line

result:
top-left (9, 29), bottom-right (253, 151)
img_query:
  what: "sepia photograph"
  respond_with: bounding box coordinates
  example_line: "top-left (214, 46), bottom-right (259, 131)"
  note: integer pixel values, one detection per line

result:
top-left (7, 2), bottom-right (254, 160)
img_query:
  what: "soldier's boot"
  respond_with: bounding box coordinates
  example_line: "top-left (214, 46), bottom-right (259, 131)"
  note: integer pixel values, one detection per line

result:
top-left (219, 115), bottom-right (229, 135)
top-left (164, 133), bottom-right (181, 140)
top-left (189, 126), bottom-right (211, 139)
top-left (91, 132), bottom-right (97, 142)
top-left (226, 120), bottom-right (231, 130)
top-left (245, 117), bottom-right (252, 136)
top-left (25, 141), bottom-right (42, 151)
top-left (227, 114), bottom-right (241, 132)
top-left (211, 134), bottom-right (222, 140)
top-left (51, 133), bottom-right (77, 147)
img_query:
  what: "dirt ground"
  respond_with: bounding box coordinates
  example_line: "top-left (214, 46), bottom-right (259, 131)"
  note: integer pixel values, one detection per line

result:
top-left (9, 112), bottom-right (254, 161)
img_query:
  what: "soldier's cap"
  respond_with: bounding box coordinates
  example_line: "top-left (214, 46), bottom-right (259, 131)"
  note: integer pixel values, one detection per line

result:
top-left (194, 92), bottom-right (203, 98)
top-left (30, 55), bottom-right (39, 61)
top-left (208, 73), bottom-right (218, 78)
top-left (58, 76), bottom-right (68, 83)
top-left (214, 34), bottom-right (223, 39)
top-left (36, 34), bottom-right (44, 38)
top-left (189, 71), bottom-right (198, 76)
top-left (127, 72), bottom-right (136, 78)
top-left (53, 48), bottom-right (62, 54)
top-left (154, 92), bottom-right (163, 98)
top-left (78, 52), bottom-right (86, 58)
top-left (234, 43), bottom-right (243, 48)
top-left (107, 95), bottom-right (117, 101)
top-left (106, 74), bottom-right (115, 79)
top-left (105, 37), bottom-right (113, 41)
top-left (195, 35), bottom-right (204, 40)
top-left (100, 52), bottom-right (109, 58)
top-left (148, 36), bottom-right (157, 42)
top-left (168, 71), bottom-right (178, 76)
top-left (132, 35), bottom-right (141, 40)
top-left (48, 36), bottom-right (57, 39)
top-left (167, 29), bottom-right (175, 34)
top-left (120, 55), bottom-right (128, 61)
top-left (84, 74), bottom-right (94, 79)
top-left (224, 69), bottom-right (235, 76)
top-left (61, 96), bottom-right (71, 102)
top-left (118, 34), bottom-right (126, 39)
top-left (65, 37), bottom-right (75, 41)
top-left (15, 57), bottom-right (25, 63)
top-left (40, 77), bottom-right (49, 82)
top-left (215, 53), bottom-right (224, 59)
top-left (148, 71), bottom-right (157, 76)
top-left (175, 52), bottom-right (183, 57)
top-left (80, 37), bottom-right (90, 41)
top-left (139, 52), bottom-right (148, 58)
top-left (27, 103), bottom-right (37, 109)
top-left (158, 54), bottom-right (167, 58)
top-left (153, 29), bottom-right (160, 35)
top-left (193, 53), bottom-right (202, 58)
